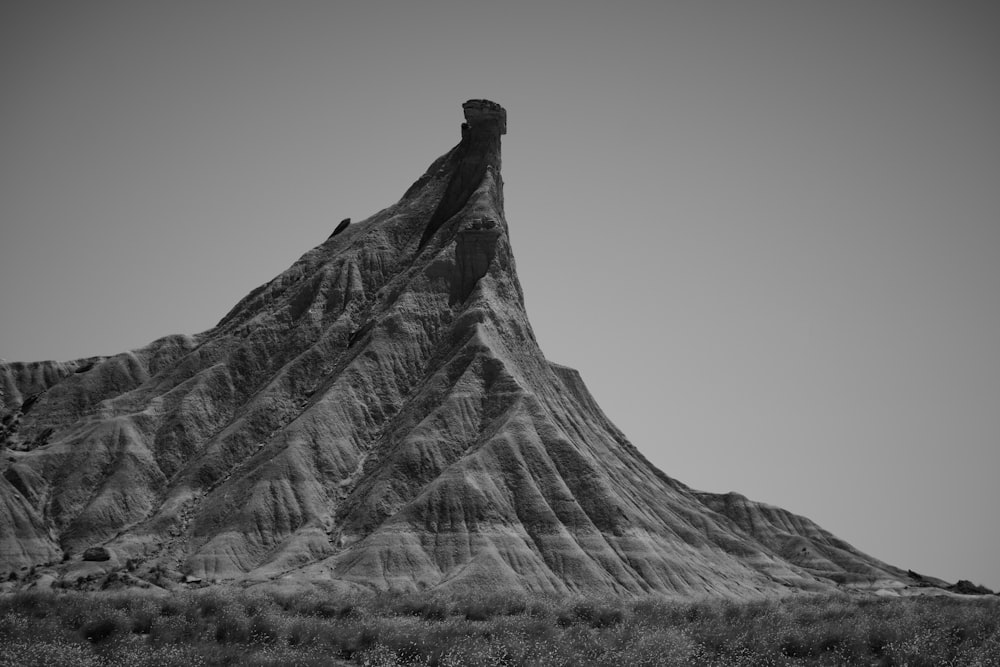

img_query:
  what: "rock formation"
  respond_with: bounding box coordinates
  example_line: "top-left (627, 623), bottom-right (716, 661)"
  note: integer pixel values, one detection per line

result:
top-left (0, 101), bottom-right (938, 596)
top-left (329, 218), bottom-right (351, 239)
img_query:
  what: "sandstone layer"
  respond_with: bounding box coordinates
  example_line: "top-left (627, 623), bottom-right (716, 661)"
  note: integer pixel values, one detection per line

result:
top-left (0, 101), bottom-right (934, 596)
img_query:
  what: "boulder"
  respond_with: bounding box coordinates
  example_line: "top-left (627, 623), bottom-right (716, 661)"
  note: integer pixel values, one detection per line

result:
top-left (82, 546), bottom-right (111, 562)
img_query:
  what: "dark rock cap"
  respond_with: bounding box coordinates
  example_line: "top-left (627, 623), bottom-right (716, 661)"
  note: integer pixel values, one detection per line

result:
top-left (463, 99), bottom-right (506, 135)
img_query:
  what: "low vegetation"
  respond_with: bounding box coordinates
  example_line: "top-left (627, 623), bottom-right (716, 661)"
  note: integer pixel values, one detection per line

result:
top-left (1, 588), bottom-right (998, 666)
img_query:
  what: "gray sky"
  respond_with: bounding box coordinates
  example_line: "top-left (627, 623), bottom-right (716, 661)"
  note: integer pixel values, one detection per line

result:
top-left (2, 1), bottom-right (998, 590)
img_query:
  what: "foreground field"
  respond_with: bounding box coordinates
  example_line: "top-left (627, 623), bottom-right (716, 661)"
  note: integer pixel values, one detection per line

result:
top-left (0, 588), bottom-right (997, 666)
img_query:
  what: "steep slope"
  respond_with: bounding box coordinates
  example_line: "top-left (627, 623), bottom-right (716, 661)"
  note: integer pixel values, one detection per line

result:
top-left (0, 100), bottom-right (927, 596)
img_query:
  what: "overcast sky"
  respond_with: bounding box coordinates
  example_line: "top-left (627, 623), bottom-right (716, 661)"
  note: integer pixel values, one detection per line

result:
top-left (2, 1), bottom-right (998, 591)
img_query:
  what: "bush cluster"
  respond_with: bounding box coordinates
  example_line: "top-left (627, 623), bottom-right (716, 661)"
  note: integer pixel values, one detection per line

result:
top-left (0, 588), bottom-right (998, 665)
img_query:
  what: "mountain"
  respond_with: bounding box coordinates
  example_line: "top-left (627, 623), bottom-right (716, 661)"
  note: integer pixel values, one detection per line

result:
top-left (0, 100), bottom-right (934, 596)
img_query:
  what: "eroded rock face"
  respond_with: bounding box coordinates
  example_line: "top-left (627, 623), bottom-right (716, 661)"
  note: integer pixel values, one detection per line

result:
top-left (452, 219), bottom-right (501, 304)
top-left (0, 101), bottom-right (924, 595)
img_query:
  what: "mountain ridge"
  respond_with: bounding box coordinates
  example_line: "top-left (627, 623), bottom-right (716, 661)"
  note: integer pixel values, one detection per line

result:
top-left (0, 100), bottom-right (943, 596)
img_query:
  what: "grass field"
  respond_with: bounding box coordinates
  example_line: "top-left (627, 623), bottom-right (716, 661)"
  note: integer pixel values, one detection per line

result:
top-left (0, 588), bottom-right (997, 666)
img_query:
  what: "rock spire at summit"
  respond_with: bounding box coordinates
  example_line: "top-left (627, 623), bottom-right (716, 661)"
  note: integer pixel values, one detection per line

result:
top-left (419, 100), bottom-right (506, 248)
top-left (462, 99), bottom-right (507, 135)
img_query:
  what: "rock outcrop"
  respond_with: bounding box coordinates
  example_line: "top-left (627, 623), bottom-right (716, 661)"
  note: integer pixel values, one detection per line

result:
top-left (0, 101), bottom-right (932, 596)
top-left (419, 100), bottom-right (505, 249)
top-left (329, 218), bottom-right (351, 239)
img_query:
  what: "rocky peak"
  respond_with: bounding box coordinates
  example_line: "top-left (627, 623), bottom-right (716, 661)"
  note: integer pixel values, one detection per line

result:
top-left (419, 100), bottom-right (506, 248)
top-left (462, 99), bottom-right (507, 136)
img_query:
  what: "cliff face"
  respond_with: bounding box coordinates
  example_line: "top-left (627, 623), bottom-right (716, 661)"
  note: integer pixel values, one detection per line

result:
top-left (0, 101), bottom-right (922, 595)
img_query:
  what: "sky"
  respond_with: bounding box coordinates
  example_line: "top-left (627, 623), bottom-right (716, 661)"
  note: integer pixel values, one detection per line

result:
top-left (2, 1), bottom-right (998, 591)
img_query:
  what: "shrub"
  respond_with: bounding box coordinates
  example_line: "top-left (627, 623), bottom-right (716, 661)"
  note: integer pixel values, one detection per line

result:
top-left (779, 630), bottom-right (815, 658)
top-left (287, 617), bottom-right (326, 646)
top-left (420, 599), bottom-right (449, 621)
top-left (249, 610), bottom-right (284, 644)
top-left (573, 600), bottom-right (625, 628)
top-left (159, 596), bottom-right (186, 617)
top-left (459, 601), bottom-right (491, 621)
top-left (131, 608), bottom-right (156, 634)
top-left (81, 614), bottom-right (125, 644)
top-left (312, 598), bottom-right (356, 618)
top-left (214, 609), bottom-right (251, 643)
top-left (196, 590), bottom-right (229, 618)
top-left (343, 624), bottom-right (381, 656)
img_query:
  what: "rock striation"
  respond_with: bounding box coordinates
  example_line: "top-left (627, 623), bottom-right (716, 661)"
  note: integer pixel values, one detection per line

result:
top-left (0, 101), bottom-right (935, 596)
